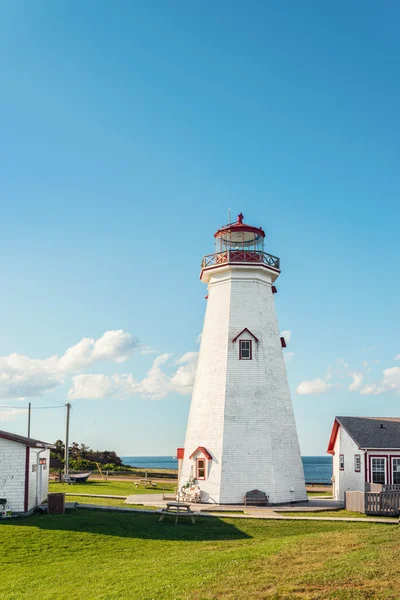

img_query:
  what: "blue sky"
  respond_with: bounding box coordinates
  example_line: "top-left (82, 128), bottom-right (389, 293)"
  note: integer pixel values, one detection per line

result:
top-left (1, 1), bottom-right (400, 456)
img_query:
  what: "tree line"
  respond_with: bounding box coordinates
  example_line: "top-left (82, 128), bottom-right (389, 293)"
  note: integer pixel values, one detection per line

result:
top-left (51, 440), bottom-right (126, 471)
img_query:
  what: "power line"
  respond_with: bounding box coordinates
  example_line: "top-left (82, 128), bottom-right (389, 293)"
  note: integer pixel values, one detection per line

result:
top-left (0, 404), bottom-right (65, 410)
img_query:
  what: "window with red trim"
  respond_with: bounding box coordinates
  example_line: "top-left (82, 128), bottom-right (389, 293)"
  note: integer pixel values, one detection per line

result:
top-left (371, 457), bottom-right (386, 484)
top-left (239, 340), bottom-right (252, 360)
top-left (354, 454), bottom-right (361, 472)
top-left (392, 458), bottom-right (400, 484)
top-left (196, 458), bottom-right (206, 480)
top-left (339, 454), bottom-right (344, 470)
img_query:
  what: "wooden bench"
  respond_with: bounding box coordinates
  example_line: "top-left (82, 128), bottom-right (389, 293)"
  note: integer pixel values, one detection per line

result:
top-left (244, 489), bottom-right (269, 506)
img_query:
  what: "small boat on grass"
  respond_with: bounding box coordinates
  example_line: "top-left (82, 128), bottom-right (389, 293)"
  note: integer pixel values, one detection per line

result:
top-left (63, 472), bottom-right (91, 484)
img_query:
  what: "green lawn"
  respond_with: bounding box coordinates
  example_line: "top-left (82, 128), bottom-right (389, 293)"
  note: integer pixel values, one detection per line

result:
top-left (49, 479), bottom-right (176, 496)
top-left (307, 490), bottom-right (332, 497)
top-left (1, 509), bottom-right (400, 599)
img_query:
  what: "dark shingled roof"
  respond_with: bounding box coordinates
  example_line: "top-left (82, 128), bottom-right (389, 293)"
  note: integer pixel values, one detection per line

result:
top-left (337, 416), bottom-right (400, 449)
top-left (0, 429), bottom-right (54, 448)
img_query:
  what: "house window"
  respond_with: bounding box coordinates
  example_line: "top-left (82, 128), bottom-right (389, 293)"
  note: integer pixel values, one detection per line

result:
top-left (392, 458), bottom-right (400, 484)
top-left (339, 454), bottom-right (344, 470)
top-left (354, 454), bottom-right (361, 472)
top-left (196, 458), bottom-right (206, 480)
top-left (371, 457), bottom-right (386, 484)
top-left (239, 340), bottom-right (252, 360)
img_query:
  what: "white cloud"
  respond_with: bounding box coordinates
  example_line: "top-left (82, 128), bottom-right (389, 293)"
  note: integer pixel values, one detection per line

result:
top-left (296, 348), bottom-right (400, 398)
top-left (0, 330), bottom-right (141, 400)
top-left (336, 358), bottom-right (349, 370)
top-left (349, 372), bottom-right (363, 391)
top-left (0, 354), bottom-right (62, 400)
top-left (136, 354), bottom-right (172, 399)
top-left (360, 383), bottom-right (381, 395)
top-left (296, 378), bottom-right (333, 395)
top-left (0, 327), bottom-right (200, 403)
top-left (281, 330), bottom-right (292, 345)
top-left (68, 352), bottom-right (199, 401)
top-left (0, 408), bottom-right (25, 422)
top-left (361, 367), bottom-right (400, 396)
top-left (67, 374), bottom-right (117, 400)
top-left (58, 330), bottom-right (139, 371)
top-left (284, 352), bottom-right (294, 363)
top-left (169, 352), bottom-right (198, 395)
top-left (139, 346), bottom-right (155, 355)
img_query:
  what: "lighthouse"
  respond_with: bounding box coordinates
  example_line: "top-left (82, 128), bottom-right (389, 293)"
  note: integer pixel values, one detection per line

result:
top-left (178, 213), bottom-right (307, 504)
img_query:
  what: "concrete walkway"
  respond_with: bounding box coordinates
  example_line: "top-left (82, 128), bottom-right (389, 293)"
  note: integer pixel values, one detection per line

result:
top-left (124, 495), bottom-right (344, 512)
top-left (59, 494), bottom-right (398, 525)
top-left (125, 493), bottom-right (166, 503)
top-left (63, 493), bottom-right (127, 499)
top-left (69, 502), bottom-right (398, 524)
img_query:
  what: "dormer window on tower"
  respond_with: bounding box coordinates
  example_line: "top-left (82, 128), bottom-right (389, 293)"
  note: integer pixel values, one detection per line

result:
top-left (239, 340), bottom-right (252, 360)
top-left (232, 328), bottom-right (258, 360)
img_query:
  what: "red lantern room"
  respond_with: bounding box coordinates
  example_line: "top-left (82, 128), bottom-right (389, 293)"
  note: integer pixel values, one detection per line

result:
top-left (214, 212), bottom-right (265, 252)
top-left (201, 213), bottom-right (280, 278)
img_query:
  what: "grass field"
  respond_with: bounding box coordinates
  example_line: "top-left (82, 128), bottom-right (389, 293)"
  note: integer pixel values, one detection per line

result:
top-left (307, 490), bottom-right (332, 497)
top-left (49, 479), bottom-right (176, 496)
top-left (1, 509), bottom-right (400, 599)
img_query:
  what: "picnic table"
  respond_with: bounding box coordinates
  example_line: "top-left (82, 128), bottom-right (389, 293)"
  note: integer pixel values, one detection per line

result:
top-left (158, 502), bottom-right (197, 525)
top-left (135, 479), bottom-right (157, 489)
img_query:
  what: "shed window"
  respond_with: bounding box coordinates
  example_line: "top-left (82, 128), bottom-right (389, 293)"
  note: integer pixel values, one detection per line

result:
top-left (371, 458), bottom-right (386, 484)
top-left (354, 454), bottom-right (361, 472)
top-left (31, 464), bottom-right (37, 473)
top-left (196, 458), bottom-right (206, 480)
top-left (239, 340), bottom-right (252, 360)
top-left (339, 454), bottom-right (344, 470)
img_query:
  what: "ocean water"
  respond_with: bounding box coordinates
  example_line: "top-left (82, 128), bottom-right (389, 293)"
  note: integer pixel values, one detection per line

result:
top-left (122, 455), bottom-right (333, 483)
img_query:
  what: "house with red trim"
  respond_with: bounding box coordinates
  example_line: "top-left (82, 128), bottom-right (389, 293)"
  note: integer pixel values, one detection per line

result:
top-left (327, 417), bottom-right (400, 501)
top-left (0, 429), bottom-right (54, 515)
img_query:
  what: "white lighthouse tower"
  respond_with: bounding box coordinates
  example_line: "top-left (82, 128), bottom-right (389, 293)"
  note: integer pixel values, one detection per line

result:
top-left (179, 213), bottom-right (307, 504)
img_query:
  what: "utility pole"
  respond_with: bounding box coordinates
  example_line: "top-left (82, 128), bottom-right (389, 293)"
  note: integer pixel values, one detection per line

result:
top-left (64, 403), bottom-right (71, 476)
top-left (27, 402), bottom-right (31, 438)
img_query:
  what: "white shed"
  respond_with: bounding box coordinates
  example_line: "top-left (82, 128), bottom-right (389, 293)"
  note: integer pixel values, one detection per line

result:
top-left (0, 429), bottom-right (53, 515)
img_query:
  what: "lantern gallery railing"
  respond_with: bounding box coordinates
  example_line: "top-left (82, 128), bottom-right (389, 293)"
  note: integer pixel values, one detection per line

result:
top-left (201, 250), bottom-right (280, 270)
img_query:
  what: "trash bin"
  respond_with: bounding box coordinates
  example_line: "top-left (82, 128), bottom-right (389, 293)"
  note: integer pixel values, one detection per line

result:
top-left (47, 493), bottom-right (65, 514)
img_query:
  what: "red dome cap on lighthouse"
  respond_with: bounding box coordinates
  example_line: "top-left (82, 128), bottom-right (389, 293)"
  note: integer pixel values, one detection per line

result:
top-left (214, 212), bottom-right (265, 239)
top-left (214, 213), bottom-right (265, 248)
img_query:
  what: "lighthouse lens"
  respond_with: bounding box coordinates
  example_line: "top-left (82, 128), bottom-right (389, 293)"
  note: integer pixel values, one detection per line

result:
top-left (216, 231), bottom-right (264, 251)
